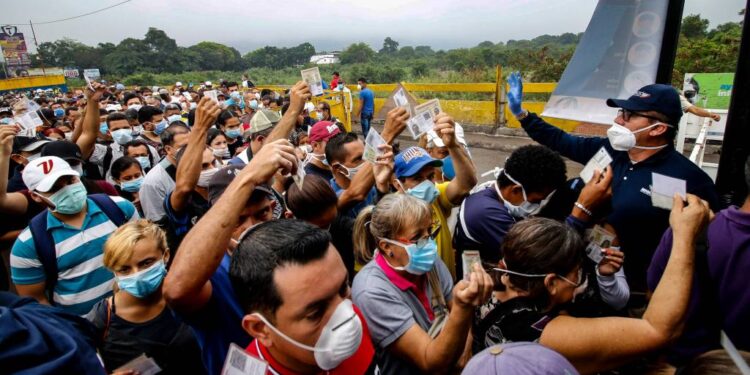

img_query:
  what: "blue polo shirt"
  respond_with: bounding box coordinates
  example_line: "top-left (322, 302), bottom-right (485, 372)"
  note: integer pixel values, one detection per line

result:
top-left (178, 253), bottom-right (251, 375)
top-left (454, 186), bottom-right (516, 265)
top-left (330, 178), bottom-right (378, 219)
top-left (359, 88), bottom-right (375, 115)
top-left (521, 112), bottom-right (719, 292)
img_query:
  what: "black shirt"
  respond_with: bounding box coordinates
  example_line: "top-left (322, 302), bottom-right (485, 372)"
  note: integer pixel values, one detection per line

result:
top-left (304, 162), bottom-right (333, 181)
top-left (330, 214), bottom-right (355, 282)
top-left (472, 296), bottom-right (558, 354)
top-left (86, 297), bottom-right (206, 374)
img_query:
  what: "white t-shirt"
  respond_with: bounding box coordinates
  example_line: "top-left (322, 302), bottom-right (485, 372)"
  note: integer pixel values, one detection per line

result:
top-left (140, 159), bottom-right (176, 222)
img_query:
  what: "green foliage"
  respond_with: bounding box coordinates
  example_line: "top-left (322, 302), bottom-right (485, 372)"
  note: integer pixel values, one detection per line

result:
top-left (379, 37), bottom-right (400, 54)
top-left (341, 43), bottom-right (376, 64)
top-left (242, 43), bottom-right (315, 69)
top-left (681, 14), bottom-right (710, 39)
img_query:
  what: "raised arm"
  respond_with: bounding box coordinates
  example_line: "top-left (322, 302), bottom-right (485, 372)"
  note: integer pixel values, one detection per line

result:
top-left (77, 83), bottom-right (107, 159)
top-left (686, 105), bottom-right (721, 121)
top-left (170, 97), bottom-right (220, 214)
top-left (164, 139), bottom-right (298, 313)
top-left (70, 106), bottom-right (85, 143)
top-left (434, 113), bottom-right (477, 205)
top-left (388, 264), bottom-right (493, 372)
top-left (0, 126), bottom-right (29, 214)
top-left (540, 194), bottom-right (712, 374)
top-left (266, 81), bottom-right (311, 144)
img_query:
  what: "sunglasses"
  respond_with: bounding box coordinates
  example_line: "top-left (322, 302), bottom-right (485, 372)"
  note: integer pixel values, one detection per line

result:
top-left (617, 109), bottom-right (663, 123)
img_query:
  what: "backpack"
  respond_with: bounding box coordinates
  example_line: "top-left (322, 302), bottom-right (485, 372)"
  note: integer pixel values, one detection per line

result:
top-left (28, 194), bottom-right (127, 304)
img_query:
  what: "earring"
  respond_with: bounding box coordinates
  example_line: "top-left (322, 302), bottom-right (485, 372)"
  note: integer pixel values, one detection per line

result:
top-left (389, 252), bottom-right (394, 257)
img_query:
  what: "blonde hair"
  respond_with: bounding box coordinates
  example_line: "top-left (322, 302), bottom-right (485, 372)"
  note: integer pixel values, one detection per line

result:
top-left (103, 219), bottom-right (169, 270)
top-left (353, 193), bottom-right (431, 265)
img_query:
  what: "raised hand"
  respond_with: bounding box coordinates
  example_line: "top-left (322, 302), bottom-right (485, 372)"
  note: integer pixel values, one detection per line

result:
top-left (670, 194), bottom-right (712, 242)
top-left (245, 139), bottom-right (298, 185)
top-left (289, 81), bottom-right (312, 114)
top-left (85, 82), bottom-right (107, 102)
top-left (373, 144), bottom-right (395, 191)
top-left (507, 71), bottom-right (524, 116)
top-left (433, 113), bottom-right (457, 148)
top-left (598, 248), bottom-right (625, 277)
top-left (194, 96), bottom-right (222, 130)
top-left (381, 107), bottom-right (409, 143)
top-left (0, 125), bottom-right (19, 156)
top-left (577, 167), bottom-right (614, 213)
top-left (452, 262), bottom-right (494, 309)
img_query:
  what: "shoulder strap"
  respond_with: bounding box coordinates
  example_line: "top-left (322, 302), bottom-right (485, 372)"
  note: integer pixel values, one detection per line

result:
top-left (103, 296), bottom-right (113, 341)
top-left (102, 145), bottom-right (114, 176)
top-left (426, 270), bottom-right (448, 339)
top-left (88, 194), bottom-right (127, 226)
top-left (29, 211), bottom-right (58, 303)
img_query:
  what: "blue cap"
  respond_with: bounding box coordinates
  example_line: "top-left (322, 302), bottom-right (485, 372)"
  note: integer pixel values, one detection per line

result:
top-left (462, 342), bottom-right (579, 375)
top-left (606, 84), bottom-right (682, 125)
top-left (394, 147), bottom-right (443, 178)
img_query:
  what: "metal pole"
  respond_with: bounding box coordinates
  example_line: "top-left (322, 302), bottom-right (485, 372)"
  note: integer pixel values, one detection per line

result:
top-left (715, 1), bottom-right (750, 206)
top-left (655, 0), bottom-right (686, 84)
top-left (28, 20), bottom-right (45, 75)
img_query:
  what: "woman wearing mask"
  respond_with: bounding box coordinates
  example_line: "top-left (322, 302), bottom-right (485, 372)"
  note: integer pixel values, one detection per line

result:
top-left (352, 193), bottom-right (494, 374)
top-left (471, 195), bottom-right (712, 374)
top-left (216, 110), bottom-right (243, 156)
top-left (85, 220), bottom-right (206, 375)
top-left (206, 128), bottom-right (230, 164)
top-left (110, 156), bottom-right (144, 216)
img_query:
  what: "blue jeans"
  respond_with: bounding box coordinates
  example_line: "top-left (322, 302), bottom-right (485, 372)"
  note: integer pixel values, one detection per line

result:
top-left (360, 113), bottom-right (373, 136)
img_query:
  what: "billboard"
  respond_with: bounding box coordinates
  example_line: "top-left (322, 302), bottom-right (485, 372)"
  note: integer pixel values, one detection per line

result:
top-left (0, 25), bottom-right (31, 77)
top-left (541, 0), bottom-right (670, 125)
top-left (83, 68), bottom-right (101, 80)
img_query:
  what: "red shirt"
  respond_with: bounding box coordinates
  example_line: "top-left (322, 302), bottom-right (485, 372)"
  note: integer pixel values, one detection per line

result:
top-left (330, 77), bottom-right (339, 90)
top-left (245, 305), bottom-right (377, 375)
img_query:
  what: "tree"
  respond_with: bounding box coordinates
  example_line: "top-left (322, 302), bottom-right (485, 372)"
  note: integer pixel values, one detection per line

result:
top-left (398, 46), bottom-right (415, 59)
top-left (379, 37), bottom-right (399, 54)
top-left (414, 45), bottom-right (435, 57)
top-left (477, 41), bottom-right (495, 48)
top-left (189, 41), bottom-right (242, 71)
top-left (681, 14), bottom-right (709, 39)
top-left (341, 43), bottom-right (375, 64)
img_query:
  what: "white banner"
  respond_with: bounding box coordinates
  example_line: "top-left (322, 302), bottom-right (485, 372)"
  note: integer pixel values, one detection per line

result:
top-left (542, 0), bottom-right (669, 125)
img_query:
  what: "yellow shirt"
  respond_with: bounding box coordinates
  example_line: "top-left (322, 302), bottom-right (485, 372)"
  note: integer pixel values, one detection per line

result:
top-left (433, 182), bottom-right (456, 280)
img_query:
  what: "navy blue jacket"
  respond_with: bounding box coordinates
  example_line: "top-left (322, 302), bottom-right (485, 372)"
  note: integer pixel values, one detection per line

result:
top-left (521, 112), bottom-right (719, 292)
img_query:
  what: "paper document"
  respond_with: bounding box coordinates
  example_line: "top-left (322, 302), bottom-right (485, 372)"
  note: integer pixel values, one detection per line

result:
top-left (408, 99), bottom-right (441, 140)
top-left (580, 147), bottom-right (613, 183)
top-left (363, 128), bottom-right (387, 163)
top-left (221, 343), bottom-right (268, 375)
top-left (651, 173), bottom-right (686, 210)
top-left (114, 354), bottom-right (162, 375)
top-left (301, 67), bottom-right (324, 96)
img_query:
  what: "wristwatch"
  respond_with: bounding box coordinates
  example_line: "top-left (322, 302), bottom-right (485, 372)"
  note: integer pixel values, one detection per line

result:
top-left (515, 110), bottom-right (529, 121)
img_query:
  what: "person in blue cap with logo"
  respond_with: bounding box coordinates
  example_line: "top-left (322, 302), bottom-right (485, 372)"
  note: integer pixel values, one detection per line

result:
top-left (392, 113), bottom-right (478, 279)
top-left (507, 72), bottom-right (719, 297)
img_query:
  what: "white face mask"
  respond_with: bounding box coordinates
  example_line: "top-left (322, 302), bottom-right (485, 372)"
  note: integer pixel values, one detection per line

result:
top-left (496, 170), bottom-right (554, 219)
top-left (356, 84), bottom-right (362, 91)
top-left (64, 132), bottom-right (73, 141)
top-left (211, 147), bottom-right (230, 159)
top-left (197, 167), bottom-right (218, 188)
top-left (301, 144), bottom-right (313, 154)
top-left (334, 161), bottom-right (365, 180)
top-left (129, 104), bottom-right (143, 112)
top-left (253, 299), bottom-right (363, 370)
top-left (606, 123), bottom-right (669, 151)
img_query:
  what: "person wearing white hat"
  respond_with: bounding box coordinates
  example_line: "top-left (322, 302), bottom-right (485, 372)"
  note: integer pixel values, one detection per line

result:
top-left (10, 156), bottom-right (139, 315)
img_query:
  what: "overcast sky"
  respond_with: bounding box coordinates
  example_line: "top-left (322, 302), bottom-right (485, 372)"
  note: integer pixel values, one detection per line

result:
top-left (2, 0), bottom-right (745, 54)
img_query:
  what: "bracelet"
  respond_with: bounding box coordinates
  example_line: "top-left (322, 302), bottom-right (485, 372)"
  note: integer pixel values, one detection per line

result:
top-left (514, 109), bottom-right (529, 120)
top-left (574, 202), bottom-right (593, 217)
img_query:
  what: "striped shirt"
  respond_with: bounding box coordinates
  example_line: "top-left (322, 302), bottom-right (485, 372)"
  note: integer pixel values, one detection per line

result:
top-left (10, 196), bottom-right (139, 315)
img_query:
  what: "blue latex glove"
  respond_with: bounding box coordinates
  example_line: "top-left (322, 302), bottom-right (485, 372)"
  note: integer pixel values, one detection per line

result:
top-left (507, 71), bottom-right (524, 116)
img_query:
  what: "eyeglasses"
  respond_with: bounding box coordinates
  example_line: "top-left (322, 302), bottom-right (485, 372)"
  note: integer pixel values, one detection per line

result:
top-left (396, 223), bottom-right (441, 248)
top-left (617, 109), bottom-right (663, 123)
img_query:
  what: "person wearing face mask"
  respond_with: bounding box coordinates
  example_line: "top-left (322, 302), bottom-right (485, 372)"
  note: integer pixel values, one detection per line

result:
top-left (304, 120), bottom-right (340, 180)
top-left (160, 98), bottom-right (222, 256)
top-left (139, 121), bottom-right (191, 222)
top-left (206, 128), bottom-right (231, 164)
top-left (110, 156), bottom-right (145, 216)
top-left (470, 200), bottom-right (712, 374)
top-left (80, 111), bottom-right (159, 182)
top-left (216, 110), bottom-right (244, 157)
top-left (85, 220), bottom-right (205, 374)
top-left (40, 140), bottom-right (119, 196)
top-left (325, 107), bottom-right (408, 220)
top-left (354, 78), bottom-right (375, 137)
top-left (391, 113), bottom-right (477, 279)
top-left (352, 193), bottom-right (494, 374)
top-left (123, 139), bottom-right (154, 174)
top-left (164, 139), bottom-right (297, 375)
top-left (454, 145), bottom-right (604, 278)
top-left (10, 156), bottom-right (138, 315)
top-left (136, 105), bottom-right (168, 156)
top-left (229, 219), bottom-right (378, 375)
top-left (508, 72), bottom-right (720, 295)
top-left (227, 109), bottom-right (281, 166)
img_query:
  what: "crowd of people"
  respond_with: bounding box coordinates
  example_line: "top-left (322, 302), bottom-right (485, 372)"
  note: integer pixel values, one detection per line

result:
top-left (0, 71), bottom-right (747, 375)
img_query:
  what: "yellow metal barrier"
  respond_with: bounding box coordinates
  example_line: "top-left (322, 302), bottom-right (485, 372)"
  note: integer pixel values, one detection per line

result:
top-left (0, 75), bottom-right (67, 92)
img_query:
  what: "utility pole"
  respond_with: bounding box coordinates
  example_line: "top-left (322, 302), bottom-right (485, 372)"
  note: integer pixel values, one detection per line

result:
top-left (28, 20), bottom-right (45, 75)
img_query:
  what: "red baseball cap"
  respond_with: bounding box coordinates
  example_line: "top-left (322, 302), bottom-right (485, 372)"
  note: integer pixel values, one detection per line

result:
top-left (308, 121), bottom-right (341, 143)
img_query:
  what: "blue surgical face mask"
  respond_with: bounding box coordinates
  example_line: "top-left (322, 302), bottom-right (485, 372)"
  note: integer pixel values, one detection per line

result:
top-left (120, 176), bottom-right (143, 193)
top-left (225, 128), bottom-right (242, 139)
top-left (153, 119), bottom-right (168, 135)
top-left (167, 114), bottom-right (182, 124)
top-left (382, 238), bottom-right (438, 275)
top-left (43, 181), bottom-right (88, 214)
top-left (136, 156), bottom-right (151, 170)
top-left (230, 91), bottom-right (241, 100)
top-left (111, 128), bottom-right (133, 145)
top-left (116, 260), bottom-right (167, 298)
top-left (406, 180), bottom-right (439, 204)
top-left (54, 108), bottom-right (65, 118)
top-left (249, 100), bottom-right (259, 110)
top-left (0, 117), bottom-right (13, 125)
top-left (99, 122), bottom-right (108, 135)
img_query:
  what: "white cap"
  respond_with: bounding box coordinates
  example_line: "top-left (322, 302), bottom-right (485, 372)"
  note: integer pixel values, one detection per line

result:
top-left (175, 81), bottom-right (183, 87)
top-left (304, 102), bottom-right (316, 113)
top-left (22, 156), bottom-right (79, 193)
top-left (205, 81), bottom-right (213, 86)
